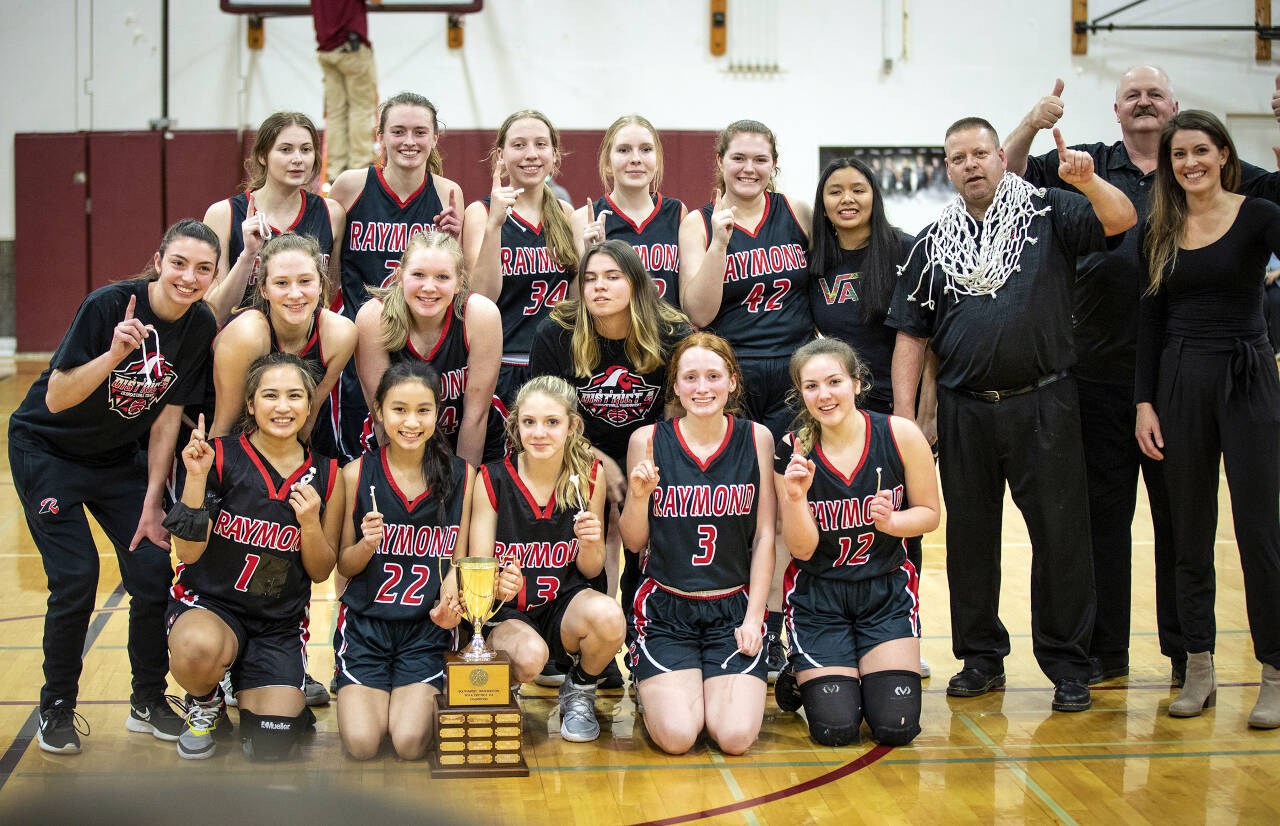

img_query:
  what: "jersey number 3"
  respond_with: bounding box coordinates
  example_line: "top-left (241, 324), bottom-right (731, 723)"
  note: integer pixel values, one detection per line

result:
top-left (693, 524), bottom-right (717, 566)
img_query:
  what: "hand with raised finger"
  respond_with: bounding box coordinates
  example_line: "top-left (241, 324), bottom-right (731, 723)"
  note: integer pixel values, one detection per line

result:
top-left (709, 190), bottom-right (736, 249)
top-left (241, 210), bottom-right (269, 260)
top-left (628, 459), bottom-right (661, 501)
top-left (782, 453), bottom-right (815, 502)
top-left (434, 189), bottom-right (462, 239)
top-left (1029, 78), bottom-right (1066, 131)
top-left (488, 162), bottom-right (520, 229)
top-left (582, 199), bottom-right (612, 249)
top-left (1054, 128), bottom-right (1094, 186)
top-left (182, 413), bottom-right (215, 476)
top-left (109, 294), bottom-right (151, 361)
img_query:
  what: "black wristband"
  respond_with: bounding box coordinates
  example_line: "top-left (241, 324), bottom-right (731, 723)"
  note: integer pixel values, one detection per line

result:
top-left (163, 501), bottom-right (209, 542)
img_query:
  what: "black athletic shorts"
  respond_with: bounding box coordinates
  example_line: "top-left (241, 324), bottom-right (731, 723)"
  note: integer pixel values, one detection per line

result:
top-left (333, 605), bottom-right (453, 691)
top-left (166, 597), bottom-right (307, 693)
top-left (628, 579), bottom-right (768, 682)
top-left (481, 584), bottom-right (590, 666)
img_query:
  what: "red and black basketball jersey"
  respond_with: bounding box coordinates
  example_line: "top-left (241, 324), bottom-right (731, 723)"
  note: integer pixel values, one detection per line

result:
top-left (480, 456), bottom-right (598, 611)
top-left (591, 193), bottom-right (682, 309)
top-left (697, 191), bottom-right (812, 357)
top-left (228, 190), bottom-right (335, 310)
top-left (341, 448), bottom-right (468, 621)
top-left (340, 166), bottom-right (445, 319)
top-left (644, 416), bottom-right (760, 592)
top-left (387, 297), bottom-right (473, 448)
top-left (267, 308), bottom-right (326, 380)
top-left (479, 196), bottom-right (571, 357)
top-left (774, 411), bottom-right (907, 582)
top-left (170, 435), bottom-right (338, 621)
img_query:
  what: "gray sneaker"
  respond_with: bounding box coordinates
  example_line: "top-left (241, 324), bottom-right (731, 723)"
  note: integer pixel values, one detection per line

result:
top-left (303, 674), bottom-right (330, 707)
top-left (177, 694), bottom-right (225, 760)
top-left (558, 680), bottom-right (600, 742)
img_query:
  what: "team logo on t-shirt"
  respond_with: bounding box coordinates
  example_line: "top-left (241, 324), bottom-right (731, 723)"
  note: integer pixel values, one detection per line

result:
top-left (107, 354), bottom-right (175, 418)
top-left (816, 272), bottom-right (860, 305)
top-left (579, 367), bottom-right (659, 427)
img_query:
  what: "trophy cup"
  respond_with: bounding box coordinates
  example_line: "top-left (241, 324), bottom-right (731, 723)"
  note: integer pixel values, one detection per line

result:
top-left (432, 556), bottom-right (528, 777)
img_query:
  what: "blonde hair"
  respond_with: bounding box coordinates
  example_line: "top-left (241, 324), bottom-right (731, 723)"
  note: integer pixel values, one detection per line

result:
top-left (786, 338), bottom-right (870, 455)
top-left (598, 114), bottom-right (664, 193)
top-left (664, 332), bottom-right (744, 417)
top-left (504, 375), bottom-right (597, 514)
top-left (491, 110), bottom-right (579, 273)
top-left (255, 232), bottom-right (326, 313)
top-left (370, 231), bottom-right (471, 352)
top-left (549, 240), bottom-right (689, 378)
top-left (713, 119), bottom-right (778, 196)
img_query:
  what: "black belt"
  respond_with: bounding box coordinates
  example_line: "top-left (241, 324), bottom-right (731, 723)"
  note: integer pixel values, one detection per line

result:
top-left (953, 371), bottom-right (1068, 403)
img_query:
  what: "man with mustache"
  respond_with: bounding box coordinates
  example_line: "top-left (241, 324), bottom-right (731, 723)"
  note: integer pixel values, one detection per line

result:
top-left (1002, 66), bottom-right (1280, 689)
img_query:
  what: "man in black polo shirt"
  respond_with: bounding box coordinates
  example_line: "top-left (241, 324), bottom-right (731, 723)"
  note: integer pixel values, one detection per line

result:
top-left (889, 117), bottom-right (1135, 712)
top-left (1002, 66), bottom-right (1280, 687)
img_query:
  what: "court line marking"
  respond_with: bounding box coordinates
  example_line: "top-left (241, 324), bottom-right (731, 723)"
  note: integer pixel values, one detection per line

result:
top-left (707, 751), bottom-right (760, 826)
top-left (957, 712), bottom-right (1079, 826)
top-left (0, 583), bottom-right (126, 794)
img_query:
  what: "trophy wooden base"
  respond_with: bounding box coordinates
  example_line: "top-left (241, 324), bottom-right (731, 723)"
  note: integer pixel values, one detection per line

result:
top-left (444, 650), bottom-right (512, 707)
top-left (430, 698), bottom-right (528, 778)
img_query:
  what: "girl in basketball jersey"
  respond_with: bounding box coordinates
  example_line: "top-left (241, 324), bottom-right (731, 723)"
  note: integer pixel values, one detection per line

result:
top-left (333, 361), bottom-right (478, 760)
top-left (570, 115), bottom-right (685, 308)
top-left (462, 111), bottom-right (578, 408)
top-left (774, 338), bottom-right (938, 748)
top-left (355, 231), bottom-right (503, 466)
top-left (471, 376), bottom-right (624, 743)
top-left (619, 333), bottom-right (777, 755)
top-left (166, 353), bottom-right (344, 761)
top-left (203, 112), bottom-right (346, 325)
top-left (210, 233), bottom-right (356, 463)
top-left (330, 92), bottom-right (466, 457)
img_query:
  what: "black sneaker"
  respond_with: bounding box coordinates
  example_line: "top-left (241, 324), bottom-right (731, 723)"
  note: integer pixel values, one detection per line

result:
top-left (1088, 657), bottom-right (1130, 686)
top-left (774, 667), bottom-right (802, 713)
top-left (765, 634), bottom-right (788, 681)
top-left (125, 695), bottom-right (185, 742)
top-left (37, 705), bottom-right (89, 755)
top-left (946, 668), bottom-right (1006, 697)
top-left (597, 660), bottom-right (625, 690)
top-left (1052, 678), bottom-right (1092, 712)
top-left (303, 674), bottom-right (330, 707)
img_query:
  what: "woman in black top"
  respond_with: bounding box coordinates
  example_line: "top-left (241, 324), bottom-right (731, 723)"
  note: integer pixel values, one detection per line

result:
top-left (8, 219), bottom-right (220, 754)
top-left (1135, 111), bottom-right (1280, 726)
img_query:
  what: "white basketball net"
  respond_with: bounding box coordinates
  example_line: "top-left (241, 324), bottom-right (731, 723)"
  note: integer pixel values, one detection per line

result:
top-left (898, 172), bottom-right (1051, 307)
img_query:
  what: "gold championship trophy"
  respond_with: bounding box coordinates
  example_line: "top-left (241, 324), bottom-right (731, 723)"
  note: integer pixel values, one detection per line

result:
top-left (431, 557), bottom-right (528, 777)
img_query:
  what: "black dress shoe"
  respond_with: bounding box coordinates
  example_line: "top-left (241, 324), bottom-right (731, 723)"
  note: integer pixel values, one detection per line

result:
top-left (1088, 657), bottom-right (1130, 686)
top-left (1052, 678), bottom-right (1092, 712)
top-left (946, 668), bottom-right (1006, 697)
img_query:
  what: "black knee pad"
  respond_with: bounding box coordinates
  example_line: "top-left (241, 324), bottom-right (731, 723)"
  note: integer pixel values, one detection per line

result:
top-left (860, 670), bottom-right (922, 747)
top-left (238, 709), bottom-right (307, 761)
top-left (799, 676), bottom-right (862, 747)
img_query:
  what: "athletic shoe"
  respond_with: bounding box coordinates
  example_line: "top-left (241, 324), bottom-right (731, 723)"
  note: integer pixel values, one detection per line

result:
top-left (597, 660), bottom-right (625, 690)
top-left (178, 693), bottom-right (227, 760)
top-left (630, 673), bottom-right (644, 716)
top-left (534, 661), bottom-right (567, 687)
top-left (920, 658), bottom-right (932, 679)
top-left (125, 695), bottom-right (185, 742)
top-left (765, 634), bottom-right (788, 681)
top-left (221, 671), bottom-right (237, 708)
top-left (946, 668), bottom-right (1006, 697)
top-left (559, 680), bottom-right (601, 742)
top-left (774, 667), bottom-right (802, 713)
top-left (304, 674), bottom-right (331, 707)
top-left (37, 705), bottom-right (88, 755)
top-left (1052, 678), bottom-right (1092, 712)
top-left (329, 675), bottom-right (338, 695)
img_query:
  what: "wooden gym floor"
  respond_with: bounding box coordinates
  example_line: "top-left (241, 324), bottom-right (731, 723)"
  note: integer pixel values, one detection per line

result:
top-left (0, 356), bottom-right (1277, 824)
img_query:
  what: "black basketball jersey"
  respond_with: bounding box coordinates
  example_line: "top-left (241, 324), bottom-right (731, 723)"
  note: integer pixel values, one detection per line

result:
top-left (774, 411), bottom-right (907, 582)
top-left (697, 192), bottom-right (812, 357)
top-left (387, 297), bottom-right (473, 448)
top-left (591, 193), bottom-right (682, 309)
top-left (228, 191), bottom-right (335, 310)
top-left (480, 456), bottom-right (597, 611)
top-left (341, 448), bottom-right (468, 620)
top-left (267, 308), bottom-right (326, 381)
top-left (170, 435), bottom-right (338, 620)
top-left (480, 196), bottom-right (571, 357)
top-left (340, 166), bottom-right (445, 319)
top-left (644, 416), bottom-right (760, 592)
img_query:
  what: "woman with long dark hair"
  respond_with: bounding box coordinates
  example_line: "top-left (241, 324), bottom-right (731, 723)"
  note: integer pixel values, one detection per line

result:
top-left (1135, 110), bottom-right (1280, 726)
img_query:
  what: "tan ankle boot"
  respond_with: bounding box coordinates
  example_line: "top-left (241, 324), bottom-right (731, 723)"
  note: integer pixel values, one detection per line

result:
top-left (1168, 651), bottom-right (1216, 717)
top-left (1249, 664), bottom-right (1280, 729)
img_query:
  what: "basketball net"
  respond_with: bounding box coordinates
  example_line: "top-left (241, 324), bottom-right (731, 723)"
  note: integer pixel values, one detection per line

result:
top-left (899, 172), bottom-right (1050, 307)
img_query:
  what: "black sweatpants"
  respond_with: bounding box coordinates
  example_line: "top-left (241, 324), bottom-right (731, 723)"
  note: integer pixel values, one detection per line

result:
top-left (1155, 337), bottom-right (1280, 667)
top-left (9, 440), bottom-right (173, 711)
top-left (937, 378), bottom-right (1094, 683)
top-left (1075, 377), bottom-right (1181, 665)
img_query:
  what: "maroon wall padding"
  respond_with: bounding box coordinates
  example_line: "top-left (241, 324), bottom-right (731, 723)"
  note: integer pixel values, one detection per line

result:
top-left (165, 130), bottom-right (244, 227)
top-left (88, 131), bottom-right (164, 288)
top-left (14, 133), bottom-right (90, 352)
top-left (659, 130), bottom-right (720, 210)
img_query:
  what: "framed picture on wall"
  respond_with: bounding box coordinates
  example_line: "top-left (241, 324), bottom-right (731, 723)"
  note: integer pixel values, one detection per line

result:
top-left (818, 146), bottom-right (952, 235)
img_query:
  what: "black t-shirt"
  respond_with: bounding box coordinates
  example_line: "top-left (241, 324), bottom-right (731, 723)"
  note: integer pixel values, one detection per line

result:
top-left (1026, 142), bottom-right (1278, 386)
top-left (886, 188), bottom-right (1113, 391)
top-left (9, 279), bottom-right (217, 467)
top-left (809, 231), bottom-right (914, 412)
top-left (1135, 197), bottom-right (1280, 404)
top-left (528, 316), bottom-right (693, 463)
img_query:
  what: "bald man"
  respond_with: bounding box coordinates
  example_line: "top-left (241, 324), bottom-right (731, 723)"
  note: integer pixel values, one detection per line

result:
top-left (1003, 66), bottom-right (1280, 688)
